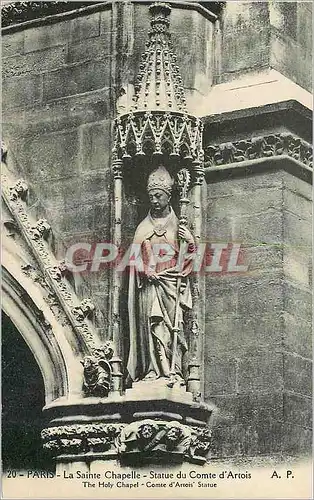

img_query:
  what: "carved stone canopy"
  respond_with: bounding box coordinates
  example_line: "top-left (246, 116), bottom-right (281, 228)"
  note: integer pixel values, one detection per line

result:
top-left (113, 2), bottom-right (204, 164)
top-left (114, 110), bottom-right (203, 162)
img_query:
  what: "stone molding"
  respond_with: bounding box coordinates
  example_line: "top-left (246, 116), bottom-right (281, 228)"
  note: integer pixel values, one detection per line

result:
top-left (2, 167), bottom-right (100, 352)
top-left (1, 1), bottom-right (221, 31)
top-left (41, 419), bottom-right (212, 464)
top-left (41, 423), bottom-right (123, 455)
top-left (204, 132), bottom-right (312, 170)
top-left (1, 2), bottom-right (103, 29)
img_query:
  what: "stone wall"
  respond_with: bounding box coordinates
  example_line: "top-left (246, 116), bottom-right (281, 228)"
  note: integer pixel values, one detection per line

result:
top-left (219, 1), bottom-right (270, 82)
top-left (2, 6), bottom-right (115, 334)
top-left (204, 168), bottom-right (312, 458)
top-left (2, 1), bottom-right (216, 334)
top-left (270, 1), bottom-right (312, 92)
top-left (202, 100), bottom-right (312, 458)
top-left (219, 1), bottom-right (312, 92)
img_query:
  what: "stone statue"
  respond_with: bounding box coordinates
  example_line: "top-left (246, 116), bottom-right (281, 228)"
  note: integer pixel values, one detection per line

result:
top-left (127, 165), bottom-right (195, 386)
top-left (81, 342), bottom-right (114, 397)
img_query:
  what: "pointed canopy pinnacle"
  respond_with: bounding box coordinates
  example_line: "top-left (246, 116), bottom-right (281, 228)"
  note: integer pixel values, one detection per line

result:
top-left (131, 2), bottom-right (187, 113)
top-left (113, 3), bottom-right (204, 163)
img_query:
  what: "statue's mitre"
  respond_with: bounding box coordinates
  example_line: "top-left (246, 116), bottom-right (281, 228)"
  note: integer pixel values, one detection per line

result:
top-left (147, 166), bottom-right (174, 195)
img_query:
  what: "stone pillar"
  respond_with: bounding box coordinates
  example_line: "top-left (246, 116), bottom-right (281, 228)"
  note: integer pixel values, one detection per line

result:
top-left (202, 103), bottom-right (312, 459)
top-left (186, 159), bottom-right (206, 398)
top-left (110, 159), bottom-right (124, 393)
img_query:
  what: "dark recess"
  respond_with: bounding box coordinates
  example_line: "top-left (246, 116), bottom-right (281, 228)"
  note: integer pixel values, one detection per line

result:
top-left (2, 312), bottom-right (52, 471)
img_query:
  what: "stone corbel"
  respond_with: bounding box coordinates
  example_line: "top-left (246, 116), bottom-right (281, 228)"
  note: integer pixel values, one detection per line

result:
top-left (41, 419), bottom-right (212, 465)
top-left (9, 179), bottom-right (28, 201)
top-left (81, 340), bottom-right (123, 398)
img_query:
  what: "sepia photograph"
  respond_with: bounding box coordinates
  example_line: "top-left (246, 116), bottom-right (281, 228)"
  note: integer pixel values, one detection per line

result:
top-left (1, 0), bottom-right (312, 498)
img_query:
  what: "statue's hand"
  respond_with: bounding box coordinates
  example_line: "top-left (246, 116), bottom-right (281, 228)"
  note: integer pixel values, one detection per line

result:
top-left (178, 224), bottom-right (194, 245)
top-left (147, 272), bottom-right (160, 284)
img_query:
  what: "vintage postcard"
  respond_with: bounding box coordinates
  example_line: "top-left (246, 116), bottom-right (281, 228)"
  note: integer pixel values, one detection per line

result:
top-left (1, 0), bottom-right (312, 499)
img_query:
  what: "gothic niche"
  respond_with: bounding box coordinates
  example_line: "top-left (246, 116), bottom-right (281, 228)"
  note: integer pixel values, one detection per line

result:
top-left (112, 2), bottom-right (205, 400)
top-left (40, 1), bottom-right (213, 468)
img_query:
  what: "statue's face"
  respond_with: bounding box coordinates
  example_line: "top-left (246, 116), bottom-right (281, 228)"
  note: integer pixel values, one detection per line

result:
top-left (148, 189), bottom-right (170, 215)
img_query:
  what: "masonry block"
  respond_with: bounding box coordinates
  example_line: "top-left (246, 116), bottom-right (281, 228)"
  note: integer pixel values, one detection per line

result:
top-left (281, 170), bottom-right (312, 200)
top-left (283, 187), bottom-right (312, 220)
top-left (100, 8), bottom-right (112, 35)
top-left (79, 120), bottom-right (112, 173)
top-left (205, 312), bottom-right (283, 356)
top-left (208, 393), bottom-right (284, 457)
top-left (283, 247), bottom-right (311, 286)
top-left (221, 1), bottom-right (270, 79)
top-left (2, 46), bottom-right (66, 78)
top-left (270, 10), bottom-right (312, 92)
top-left (205, 272), bottom-right (284, 319)
top-left (24, 129), bottom-right (80, 181)
top-left (283, 212), bottom-right (311, 256)
top-left (232, 210), bottom-right (283, 246)
top-left (204, 214), bottom-right (234, 241)
top-left (2, 73), bottom-right (42, 109)
top-left (67, 34), bottom-right (112, 63)
top-left (283, 312), bottom-right (312, 358)
top-left (283, 353), bottom-right (312, 397)
top-left (33, 172), bottom-right (111, 210)
top-left (43, 59), bottom-right (111, 101)
top-left (296, 3), bottom-right (312, 58)
top-left (24, 13), bottom-right (101, 53)
top-left (207, 171), bottom-right (284, 198)
top-left (2, 31), bottom-right (24, 58)
top-left (45, 201), bottom-right (112, 234)
top-left (13, 89), bottom-right (112, 136)
top-left (207, 186), bottom-right (283, 218)
top-left (24, 20), bottom-right (72, 52)
top-left (244, 244), bottom-right (283, 273)
top-left (204, 355), bottom-right (238, 396)
top-left (237, 349), bottom-right (284, 393)
top-left (171, 33), bottom-right (213, 91)
top-left (70, 12), bottom-right (101, 41)
top-left (282, 423), bottom-right (312, 455)
top-left (283, 281), bottom-right (312, 323)
top-left (283, 393), bottom-right (312, 429)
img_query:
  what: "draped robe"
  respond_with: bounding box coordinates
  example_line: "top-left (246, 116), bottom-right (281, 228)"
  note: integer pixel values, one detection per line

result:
top-left (127, 208), bottom-right (194, 382)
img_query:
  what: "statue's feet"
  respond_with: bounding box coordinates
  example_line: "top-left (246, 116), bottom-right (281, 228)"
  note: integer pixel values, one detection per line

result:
top-left (143, 371), bottom-right (158, 381)
top-left (166, 374), bottom-right (185, 388)
top-left (175, 375), bottom-right (186, 387)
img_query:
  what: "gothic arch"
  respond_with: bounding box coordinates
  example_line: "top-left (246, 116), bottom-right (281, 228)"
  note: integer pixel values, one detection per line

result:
top-left (2, 242), bottom-right (83, 405)
top-left (2, 265), bottom-right (67, 404)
